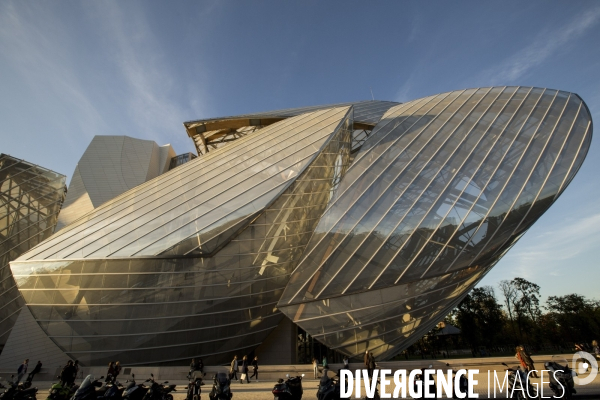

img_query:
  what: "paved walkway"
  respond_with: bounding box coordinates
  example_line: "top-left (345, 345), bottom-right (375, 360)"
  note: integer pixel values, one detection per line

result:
top-left (24, 373), bottom-right (600, 400)
top-left (8, 354), bottom-right (599, 399)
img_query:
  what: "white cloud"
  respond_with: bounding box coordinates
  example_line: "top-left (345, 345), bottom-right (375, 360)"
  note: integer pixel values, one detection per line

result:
top-left (0, 1), bottom-right (213, 155)
top-left (395, 69), bottom-right (420, 103)
top-left (0, 2), bottom-right (109, 140)
top-left (478, 6), bottom-right (600, 84)
top-left (85, 2), bottom-right (210, 145)
top-left (499, 210), bottom-right (600, 281)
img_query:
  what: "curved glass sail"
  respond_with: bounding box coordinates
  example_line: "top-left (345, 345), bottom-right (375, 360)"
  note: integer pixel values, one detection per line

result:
top-left (278, 87), bottom-right (592, 360)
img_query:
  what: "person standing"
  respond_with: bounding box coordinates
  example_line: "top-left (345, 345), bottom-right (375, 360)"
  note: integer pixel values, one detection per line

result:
top-left (106, 362), bottom-right (115, 382)
top-left (60, 361), bottom-right (75, 385)
top-left (197, 357), bottom-right (204, 374)
top-left (240, 355), bottom-right (250, 384)
top-left (250, 356), bottom-right (259, 382)
top-left (343, 356), bottom-right (349, 370)
top-left (516, 346), bottom-right (538, 378)
top-left (113, 361), bottom-right (122, 380)
top-left (368, 352), bottom-right (376, 379)
top-left (17, 359), bottom-right (29, 383)
top-left (188, 358), bottom-right (197, 379)
top-left (312, 358), bottom-right (318, 379)
top-left (592, 340), bottom-right (599, 371)
top-left (322, 356), bottom-right (328, 378)
top-left (364, 350), bottom-right (372, 378)
top-left (72, 360), bottom-right (80, 384)
top-left (27, 361), bottom-right (42, 382)
top-left (230, 355), bottom-right (238, 380)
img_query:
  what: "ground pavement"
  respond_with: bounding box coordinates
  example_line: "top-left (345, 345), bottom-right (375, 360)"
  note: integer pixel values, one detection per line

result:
top-left (26, 375), bottom-right (600, 399)
top-left (7, 354), bottom-right (600, 399)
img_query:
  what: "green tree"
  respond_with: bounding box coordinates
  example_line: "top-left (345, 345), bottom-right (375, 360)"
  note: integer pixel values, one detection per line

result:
top-left (498, 277), bottom-right (541, 343)
top-left (546, 294), bottom-right (600, 343)
top-left (513, 277), bottom-right (542, 323)
top-left (453, 286), bottom-right (505, 353)
top-left (499, 279), bottom-right (520, 342)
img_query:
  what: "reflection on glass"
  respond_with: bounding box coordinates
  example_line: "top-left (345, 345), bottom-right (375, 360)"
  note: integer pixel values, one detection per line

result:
top-left (278, 87), bottom-right (592, 360)
top-left (11, 109), bottom-right (354, 366)
top-left (0, 154), bottom-right (66, 348)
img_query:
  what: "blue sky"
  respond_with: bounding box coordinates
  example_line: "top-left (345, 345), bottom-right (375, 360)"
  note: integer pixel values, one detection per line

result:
top-left (1, 1), bottom-right (599, 302)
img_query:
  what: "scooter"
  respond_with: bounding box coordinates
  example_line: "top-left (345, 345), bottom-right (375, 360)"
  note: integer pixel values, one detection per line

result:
top-left (70, 375), bottom-right (104, 400)
top-left (98, 376), bottom-right (124, 400)
top-left (446, 363), bottom-right (468, 399)
top-left (141, 374), bottom-right (175, 400)
top-left (0, 375), bottom-right (38, 400)
top-left (208, 373), bottom-right (232, 400)
top-left (544, 356), bottom-right (577, 399)
top-left (46, 377), bottom-right (79, 400)
top-left (316, 371), bottom-right (339, 400)
top-left (411, 365), bottom-right (435, 399)
top-left (272, 373), bottom-right (304, 400)
top-left (501, 363), bottom-right (537, 400)
top-left (186, 374), bottom-right (205, 400)
top-left (122, 375), bottom-right (149, 400)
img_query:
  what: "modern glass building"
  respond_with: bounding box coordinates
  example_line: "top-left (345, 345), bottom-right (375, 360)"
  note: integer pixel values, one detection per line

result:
top-left (7, 88), bottom-right (592, 366)
top-left (0, 154), bottom-right (66, 351)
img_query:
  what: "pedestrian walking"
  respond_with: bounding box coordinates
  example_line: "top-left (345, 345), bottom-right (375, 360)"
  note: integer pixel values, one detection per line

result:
top-left (27, 361), bottom-right (42, 383)
top-left (114, 361), bottom-right (122, 380)
top-left (250, 356), bottom-right (259, 382)
top-left (106, 362), bottom-right (115, 382)
top-left (343, 356), bottom-right (349, 370)
top-left (322, 356), bottom-right (328, 378)
top-left (516, 346), bottom-right (538, 378)
top-left (240, 355), bottom-right (249, 384)
top-left (16, 359), bottom-right (29, 383)
top-left (312, 358), bottom-right (318, 379)
top-left (230, 355), bottom-right (239, 380)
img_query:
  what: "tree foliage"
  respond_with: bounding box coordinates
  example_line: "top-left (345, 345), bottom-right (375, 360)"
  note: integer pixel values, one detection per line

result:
top-left (410, 278), bottom-right (600, 357)
top-left (453, 286), bottom-right (505, 351)
top-left (546, 294), bottom-right (600, 343)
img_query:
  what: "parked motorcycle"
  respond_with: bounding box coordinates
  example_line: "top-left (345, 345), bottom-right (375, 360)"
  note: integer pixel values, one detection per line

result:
top-left (70, 375), bottom-right (104, 400)
top-left (141, 374), bottom-right (175, 400)
top-left (501, 363), bottom-right (537, 400)
top-left (208, 373), bottom-right (232, 400)
top-left (46, 377), bottom-right (79, 400)
top-left (446, 363), bottom-right (468, 399)
top-left (122, 375), bottom-right (148, 400)
top-left (186, 374), bottom-right (205, 400)
top-left (0, 375), bottom-right (38, 400)
top-left (272, 374), bottom-right (304, 400)
top-left (98, 377), bottom-right (124, 400)
top-left (411, 365), bottom-right (435, 399)
top-left (316, 371), bottom-right (340, 400)
top-left (544, 356), bottom-right (577, 399)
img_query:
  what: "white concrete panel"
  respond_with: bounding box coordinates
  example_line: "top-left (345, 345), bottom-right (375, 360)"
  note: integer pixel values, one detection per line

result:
top-left (57, 136), bottom-right (175, 230)
top-left (0, 307), bottom-right (67, 371)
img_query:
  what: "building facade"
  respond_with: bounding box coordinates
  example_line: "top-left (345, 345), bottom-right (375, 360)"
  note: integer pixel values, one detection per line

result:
top-left (7, 88), bottom-right (593, 366)
top-left (57, 136), bottom-right (176, 230)
top-left (0, 154), bottom-right (66, 351)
